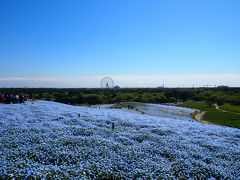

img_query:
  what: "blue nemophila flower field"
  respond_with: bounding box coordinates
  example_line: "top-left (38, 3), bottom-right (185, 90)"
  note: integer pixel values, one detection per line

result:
top-left (0, 101), bottom-right (239, 179)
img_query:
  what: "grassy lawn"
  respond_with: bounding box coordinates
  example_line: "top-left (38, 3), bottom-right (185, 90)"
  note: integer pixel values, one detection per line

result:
top-left (204, 112), bottom-right (240, 128)
top-left (220, 104), bottom-right (240, 113)
top-left (178, 101), bottom-right (217, 112)
top-left (178, 101), bottom-right (240, 128)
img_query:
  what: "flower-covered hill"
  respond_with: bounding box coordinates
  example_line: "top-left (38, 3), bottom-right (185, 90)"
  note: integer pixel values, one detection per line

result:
top-left (0, 101), bottom-right (239, 179)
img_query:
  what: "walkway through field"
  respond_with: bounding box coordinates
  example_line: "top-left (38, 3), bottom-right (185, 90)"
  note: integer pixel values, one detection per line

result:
top-left (213, 104), bottom-right (240, 115)
top-left (194, 111), bottom-right (206, 123)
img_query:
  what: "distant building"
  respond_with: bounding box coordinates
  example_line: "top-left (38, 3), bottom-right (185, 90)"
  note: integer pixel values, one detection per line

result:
top-left (114, 85), bottom-right (120, 89)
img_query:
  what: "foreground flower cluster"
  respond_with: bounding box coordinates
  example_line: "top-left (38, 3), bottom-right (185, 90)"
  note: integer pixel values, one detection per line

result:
top-left (0, 101), bottom-right (239, 179)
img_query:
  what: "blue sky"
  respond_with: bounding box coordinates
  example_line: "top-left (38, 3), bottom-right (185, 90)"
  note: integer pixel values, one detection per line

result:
top-left (0, 0), bottom-right (240, 87)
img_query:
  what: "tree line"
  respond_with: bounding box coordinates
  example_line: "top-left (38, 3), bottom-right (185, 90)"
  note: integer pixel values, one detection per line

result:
top-left (1, 87), bottom-right (239, 105)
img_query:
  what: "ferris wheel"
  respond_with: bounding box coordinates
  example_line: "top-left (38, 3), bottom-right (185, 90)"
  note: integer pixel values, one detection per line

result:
top-left (101, 77), bottom-right (114, 89)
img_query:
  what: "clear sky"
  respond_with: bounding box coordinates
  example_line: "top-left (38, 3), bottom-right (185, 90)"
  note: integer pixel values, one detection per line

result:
top-left (0, 0), bottom-right (240, 87)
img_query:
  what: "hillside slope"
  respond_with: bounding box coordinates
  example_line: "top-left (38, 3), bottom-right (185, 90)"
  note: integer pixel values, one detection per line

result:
top-left (0, 101), bottom-right (239, 179)
top-left (108, 102), bottom-right (195, 120)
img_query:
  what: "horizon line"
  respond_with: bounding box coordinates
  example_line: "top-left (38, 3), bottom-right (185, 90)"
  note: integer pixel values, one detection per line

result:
top-left (0, 74), bottom-right (239, 88)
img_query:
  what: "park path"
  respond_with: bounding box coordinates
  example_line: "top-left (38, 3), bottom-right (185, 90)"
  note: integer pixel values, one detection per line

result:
top-left (214, 104), bottom-right (226, 112)
top-left (213, 104), bottom-right (240, 115)
top-left (193, 104), bottom-right (240, 124)
top-left (195, 111), bottom-right (206, 122)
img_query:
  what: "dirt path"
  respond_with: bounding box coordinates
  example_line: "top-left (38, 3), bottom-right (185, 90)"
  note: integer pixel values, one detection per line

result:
top-left (214, 104), bottom-right (226, 112)
top-left (194, 111), bottom-right (213, 124)
top-left (195, 111), bottom-right (206, 122)
top-left (213, 104), bottom-right (240, 115)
